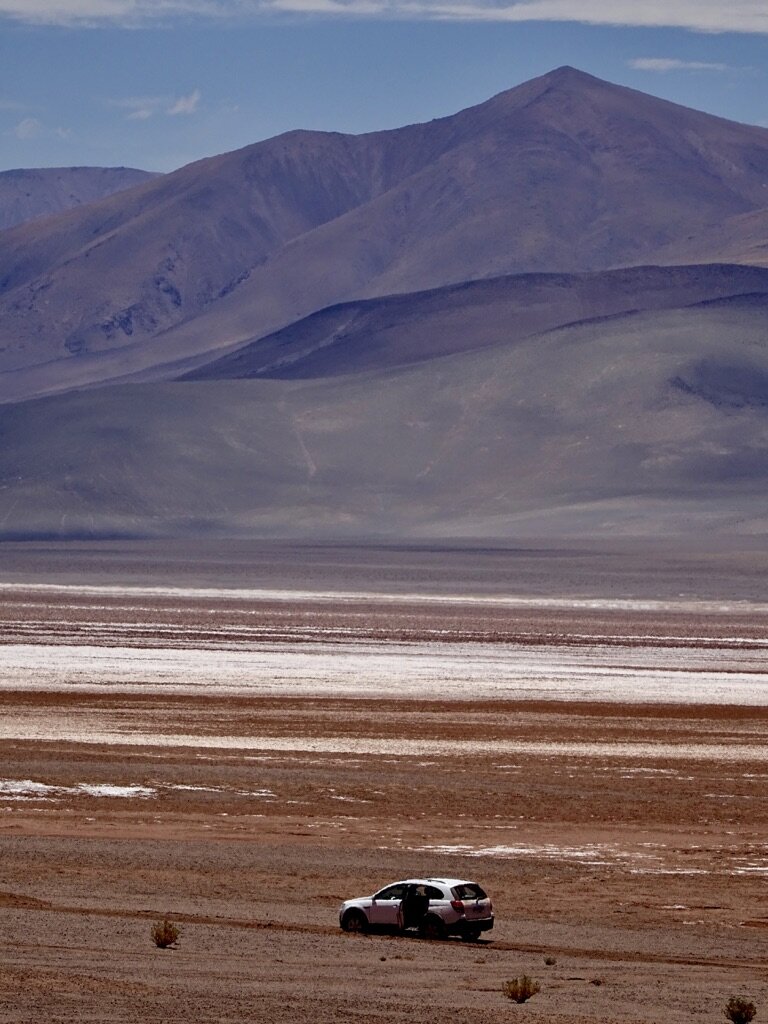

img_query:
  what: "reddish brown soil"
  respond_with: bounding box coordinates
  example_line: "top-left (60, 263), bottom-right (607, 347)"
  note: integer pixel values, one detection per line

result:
top-left (0, 581), bottom-right (767, 1023)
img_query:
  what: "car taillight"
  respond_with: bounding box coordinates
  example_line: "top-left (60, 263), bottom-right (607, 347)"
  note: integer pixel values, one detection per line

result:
top-left (450, 899), bottom-right (464, 913)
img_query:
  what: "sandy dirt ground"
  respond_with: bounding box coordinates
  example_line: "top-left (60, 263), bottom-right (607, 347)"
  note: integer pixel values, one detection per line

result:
top-left (1, 542), bottom-right (767, 1023)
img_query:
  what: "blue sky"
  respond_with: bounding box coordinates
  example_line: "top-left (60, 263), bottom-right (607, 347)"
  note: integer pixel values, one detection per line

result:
top-left (1, 1), bottom-right (767, 173)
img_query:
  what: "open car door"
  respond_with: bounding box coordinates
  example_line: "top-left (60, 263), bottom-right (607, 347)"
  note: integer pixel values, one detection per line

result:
top-left (367, 883), bottom-right (409, 928)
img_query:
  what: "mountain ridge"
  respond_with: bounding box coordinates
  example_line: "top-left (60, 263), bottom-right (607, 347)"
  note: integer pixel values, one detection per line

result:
top-left (2, 68), bottom-right (768, 539)
top-left (180, 263), bottom-right (768, 382)
top-left (0, 165), bottom-right (159, 232)
top-left (2, 67), bottom-right (768, 403)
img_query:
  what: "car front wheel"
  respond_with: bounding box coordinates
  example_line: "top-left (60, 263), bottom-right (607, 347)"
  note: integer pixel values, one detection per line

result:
top-left (341, 909), bottom-right (368, 934)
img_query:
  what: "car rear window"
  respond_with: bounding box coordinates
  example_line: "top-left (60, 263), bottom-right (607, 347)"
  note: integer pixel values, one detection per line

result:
top-left (452, 883), bottom-right (487, 900)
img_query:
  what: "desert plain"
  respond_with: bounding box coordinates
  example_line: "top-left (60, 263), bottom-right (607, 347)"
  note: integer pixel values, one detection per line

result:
top-left (0, 539), bottom-right (767, 1023)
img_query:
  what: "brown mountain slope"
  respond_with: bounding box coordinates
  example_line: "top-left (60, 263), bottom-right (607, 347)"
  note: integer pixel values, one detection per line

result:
top-left (0, 166), bottom-right (158, 231)
top-left (2, 66), bottom-right (768, 402)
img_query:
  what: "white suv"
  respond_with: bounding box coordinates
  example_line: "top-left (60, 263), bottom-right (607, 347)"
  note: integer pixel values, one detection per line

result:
top-left (339, 877), bottom-right (494, 941)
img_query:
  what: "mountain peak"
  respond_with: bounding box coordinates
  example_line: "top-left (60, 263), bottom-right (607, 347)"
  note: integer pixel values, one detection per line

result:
top-left (523, 64), bottom-right (636, 99)
top-left (2, 64), bottom-right (768, 405)
top-left (542, 65), bottom-right (595, 81)
top-left (475, 61), bottom-right (763, 133)
top-left (527, 65), bottom-right (613, 90)
top-left (471, 64), bottom-right (627, 121)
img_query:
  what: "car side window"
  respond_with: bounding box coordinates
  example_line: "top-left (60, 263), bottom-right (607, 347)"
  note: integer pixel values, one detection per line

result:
top-left (424, 885), bottom-right (444, 900)
top-left (375, 884), bottom-right (409, 901)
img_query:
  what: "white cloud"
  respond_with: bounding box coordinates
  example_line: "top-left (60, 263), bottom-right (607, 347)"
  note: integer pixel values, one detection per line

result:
top-left (2, 0), bottom-right (768, 32)
top-left (167, 89), bottom-right (201, 115)
top-left (108, 91), bottom-right (201, 120)
top-left (11, 117), bottom-right (71, 140)
top-left (268, 0), bottom-right (385, 10)
top-left (0, 0), bottom-right (220, 27)
top-left (14, 117), bottom-right (44, 139)
top-left (475, 0), bottom-right (768, 32)
top-left (629, 58), bottom-right (737, 72)
top-left (108, 95), bottom-right (165, 119)
top-left (421, 0), bottom-right (768, 31)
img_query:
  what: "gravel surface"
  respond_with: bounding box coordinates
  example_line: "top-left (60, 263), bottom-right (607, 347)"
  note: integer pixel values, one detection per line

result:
top-left (1, 544), bottom-right (766, 1023)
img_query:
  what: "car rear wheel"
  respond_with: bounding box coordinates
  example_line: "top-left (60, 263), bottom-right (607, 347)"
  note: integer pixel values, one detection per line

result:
top-left (419, 915), bottom-right (446, 940)
top-left (341, 909), bottom-right (368, 933)
top-left (461, 927), bottom-right (481, 942)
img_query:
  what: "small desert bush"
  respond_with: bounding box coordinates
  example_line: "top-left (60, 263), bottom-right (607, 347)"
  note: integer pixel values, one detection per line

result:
top-left (503, 975), bottom-right (541, 1003)
top-left (544, 956), bottom-right (556, 966)
top-left (151, 918), bottom-right (180, 949)
top-left (725, 997), bottom-right (757, 1024)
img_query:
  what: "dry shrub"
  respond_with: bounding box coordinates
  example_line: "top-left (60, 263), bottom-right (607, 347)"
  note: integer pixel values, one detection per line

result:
top-left (503, 975), bottom-right (541, 1003)
top-left (725, 997), bottom-right (757, 1024)
top-left (151, 918), bottom-right (180, 949)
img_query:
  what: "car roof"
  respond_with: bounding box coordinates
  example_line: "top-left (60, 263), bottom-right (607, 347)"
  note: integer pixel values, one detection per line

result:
top-left (390, 878), bottom-right (477, 888)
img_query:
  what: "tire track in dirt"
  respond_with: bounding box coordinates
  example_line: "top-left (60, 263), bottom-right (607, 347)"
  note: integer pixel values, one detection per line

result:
top-left (5, 895), bottom-right (767, 973)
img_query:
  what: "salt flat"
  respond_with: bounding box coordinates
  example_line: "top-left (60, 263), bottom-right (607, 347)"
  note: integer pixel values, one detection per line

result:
top-left (4, 580), bottom-right (768, 614)
top-left (1, 637), bottom-right (768, 705)
top-left (1, 542), bottom-right (767, 1024)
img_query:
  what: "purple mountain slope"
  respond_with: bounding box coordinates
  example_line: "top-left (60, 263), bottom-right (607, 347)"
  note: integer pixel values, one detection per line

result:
top-left (181, 263), bottom-right (768, 382)
top-left (2, 290), bottom-right (768, 539)
top-left (0, 165), bottom-right (158, 231)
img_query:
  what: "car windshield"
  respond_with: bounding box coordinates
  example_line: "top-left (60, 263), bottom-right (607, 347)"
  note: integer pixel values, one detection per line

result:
top-left (452, 883), bottom-right (487, 900)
